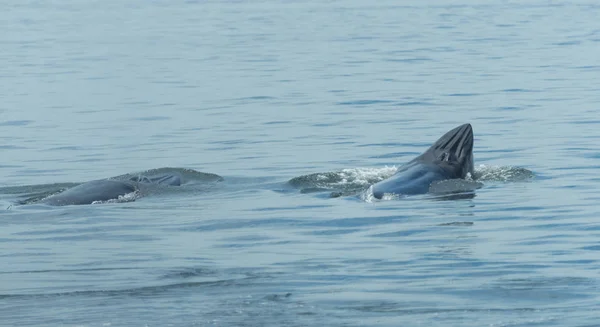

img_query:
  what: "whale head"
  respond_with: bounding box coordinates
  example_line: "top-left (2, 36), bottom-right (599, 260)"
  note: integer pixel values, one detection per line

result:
top-left (414, 123), bottom-right (474, 179)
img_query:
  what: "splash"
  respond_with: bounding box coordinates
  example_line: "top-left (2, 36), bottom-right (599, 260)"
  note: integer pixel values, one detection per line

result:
top-left (358, 185), bottom-right (402, 203)
top-left (288, 167), bottom-right (397, 197)
top-left (91, 190), bottom-right (140, 205)
top-left (289, 164), bottom-right (534, 199)
top-left (288, 167), bottom-right (396, 189)
top-left (473, 164), bottom-right (535, 182)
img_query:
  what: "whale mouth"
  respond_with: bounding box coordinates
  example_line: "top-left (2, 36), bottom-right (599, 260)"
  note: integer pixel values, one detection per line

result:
top-left (430, 123), bottom-right (473, 160)
top-left (414, 123), bottom-right (474, 179)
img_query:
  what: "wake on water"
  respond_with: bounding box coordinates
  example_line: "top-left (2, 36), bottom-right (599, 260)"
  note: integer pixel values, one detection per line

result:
top-left (287, 164), bottom-right (535, 201)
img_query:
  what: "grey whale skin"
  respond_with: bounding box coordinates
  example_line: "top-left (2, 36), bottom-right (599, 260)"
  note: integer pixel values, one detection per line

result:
top-left (42, 173), bottom-right (182, 206)
top-left (371, 123), bottom-right (474, 199)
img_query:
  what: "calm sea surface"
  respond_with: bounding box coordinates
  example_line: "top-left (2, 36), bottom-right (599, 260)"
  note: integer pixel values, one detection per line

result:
top-left (2, 1), bottom-right (600, 326)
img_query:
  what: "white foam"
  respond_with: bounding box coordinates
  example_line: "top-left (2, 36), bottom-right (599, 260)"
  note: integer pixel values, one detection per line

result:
top-left (334, 166), bottom-right (397, 186)
top-left (473, 164), bottom-right (535, 182)
top-left (91, 191), bottom-right (140, 205)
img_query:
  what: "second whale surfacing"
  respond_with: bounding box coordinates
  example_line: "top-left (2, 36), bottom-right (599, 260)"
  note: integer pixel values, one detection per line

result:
top-left (371, 123), bottom-right (477, 199)
top-left (8, 168), bottom-right (225, 207)
top-left (41, 173), bottom-right (182, 206)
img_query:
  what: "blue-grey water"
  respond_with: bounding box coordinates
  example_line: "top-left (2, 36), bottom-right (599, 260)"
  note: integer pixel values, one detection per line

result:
top-left (2, 1), bottom-right (600, 326)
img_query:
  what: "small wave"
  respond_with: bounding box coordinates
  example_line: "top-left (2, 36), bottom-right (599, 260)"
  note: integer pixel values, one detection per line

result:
top-left (0, 277), bottom-right (256, 300)
top-left (160, 267), bottom-right (218, 280)
top-left (438, 222), bottom-right (474, 226)
top-left (0, 267), bottom-right (140, 275)
top-left (336, 99), bottom-right (395, 106)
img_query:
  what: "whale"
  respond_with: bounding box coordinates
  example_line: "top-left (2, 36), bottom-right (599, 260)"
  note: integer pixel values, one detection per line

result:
top-left (371, 123), bottom-right (475, 199)
top-left (41, 172), bottom-right (182, 206)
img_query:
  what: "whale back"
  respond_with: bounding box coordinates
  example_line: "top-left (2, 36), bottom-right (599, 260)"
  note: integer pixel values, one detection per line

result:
top-left (42, 180), bottom-right (136, 206)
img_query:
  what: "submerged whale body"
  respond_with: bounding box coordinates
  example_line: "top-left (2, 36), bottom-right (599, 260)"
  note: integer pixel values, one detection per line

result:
top-left (42, 172), bottom-right (182, 206)
top-left (371, 123), bottom-right (475, 199)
